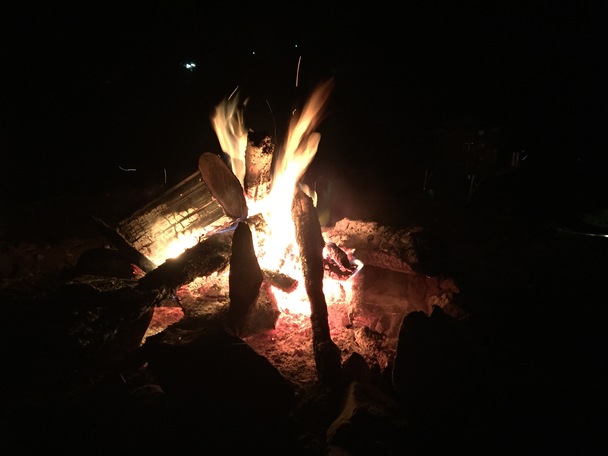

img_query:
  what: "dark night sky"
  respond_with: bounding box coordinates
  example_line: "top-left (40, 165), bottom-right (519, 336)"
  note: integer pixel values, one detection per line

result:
top-left (2, 2), bottom-right (607, 206)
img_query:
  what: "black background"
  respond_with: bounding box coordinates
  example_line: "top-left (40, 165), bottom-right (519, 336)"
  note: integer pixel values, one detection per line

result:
top-left (2, 2), bottom-right (607, 209)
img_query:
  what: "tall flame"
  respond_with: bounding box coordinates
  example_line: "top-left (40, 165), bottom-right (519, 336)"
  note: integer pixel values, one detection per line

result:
top-left (216, 79), bottom-right (334, 271)
top-left (148, 79), bottom-right (341, 315)
top-left (256, 79), bottom-right (333, 267)
top-left (211, 91), bottom-right (248, 186)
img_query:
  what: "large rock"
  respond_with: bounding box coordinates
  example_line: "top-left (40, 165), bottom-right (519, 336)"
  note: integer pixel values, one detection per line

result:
top-left (391, 306), bottom-right (484, 422)
top-left (142, 320), bottom-right (296, 420)
top-left (326, 380), bottom-right (410, 454)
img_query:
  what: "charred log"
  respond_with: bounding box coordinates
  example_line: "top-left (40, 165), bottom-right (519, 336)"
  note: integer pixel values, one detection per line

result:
top-left (198, 152), bottom-right (248, 220)
top-left (91, 216), bottom-right (158, 273)
top-left (262, 269), bottom-right (298, 293)
top-left (324, 241), bottom-right (358, 279)
top-left (137, 231), bottom-right (233, 298)
top-left (225, 222), bottom-right (264, 336)
top-left (324, 242), bottom-right (353, 271)
top-left (244, 131), bottom-right (274, 201)
top-left (292, 189), bottom-right (341, 387)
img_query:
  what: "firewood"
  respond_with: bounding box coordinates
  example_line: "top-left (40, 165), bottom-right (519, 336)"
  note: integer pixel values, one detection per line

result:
top-left (292, 189), bottom-right (342, 386)
top-left (262, 269), bottom-right (298, 293)
top-left (116, 171), bottom-right (232, 260)
top-left (324, 241), bottom-right (357, 274)
top-left (244, 131), bottom-right (274, 201)
top-left (225, 222), bottom-right (264, 336)
top-left (137, 231), bottom-right (233, 298)
top-left (198, 152), bottom-right (248, 220)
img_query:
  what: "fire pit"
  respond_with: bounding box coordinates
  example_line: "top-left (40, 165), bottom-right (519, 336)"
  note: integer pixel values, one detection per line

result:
top-left (87, 79), bottom-right (463, 390)
top-left (75, 75), bottom-right (459, 400)
top-left (2, 79), bottom-right (472, 455)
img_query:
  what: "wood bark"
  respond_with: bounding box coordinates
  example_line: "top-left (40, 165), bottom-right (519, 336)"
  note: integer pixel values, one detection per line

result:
top-left (292, 189), bottom-right (342, 386)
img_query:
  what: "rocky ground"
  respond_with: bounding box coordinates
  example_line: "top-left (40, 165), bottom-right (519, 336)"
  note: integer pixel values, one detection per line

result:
top-left (1, 163), bottom-right (607, 455)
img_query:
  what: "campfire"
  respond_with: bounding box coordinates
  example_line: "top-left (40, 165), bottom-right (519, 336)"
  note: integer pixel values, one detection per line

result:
top-left (150, 77), bottom-right (360, 320)
top-left (2, 76), bottom-right (481, 456)
top-left (91, 78), bottom-right (460, 391)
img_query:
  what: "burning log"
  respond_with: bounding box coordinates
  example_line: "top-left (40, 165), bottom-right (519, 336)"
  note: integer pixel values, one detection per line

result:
top-left (137, 231), bottom-right (233, 298)
top-left (324, 241), bottom-right (358, 278)
top-left (225, 222), bottom-right (264, 336)
top-left (115, 170), bottom-right (234, 262)
top-left (292, 188), bottom-right (342, 386)
top-left (198, 152), bottom-right (248, 220)
top-left (244, 131), bottom-right (274, 201)
top-left (262, 269), bottom-right (298, 293)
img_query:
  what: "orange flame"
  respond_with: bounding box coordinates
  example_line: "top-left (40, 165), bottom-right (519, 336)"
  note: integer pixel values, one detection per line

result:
top-left (149, 79), bottom-right (355, 315)
top-left (211, 90), bottom-right (248, 186)
top-left (252, 79), bottom-right (333, 268)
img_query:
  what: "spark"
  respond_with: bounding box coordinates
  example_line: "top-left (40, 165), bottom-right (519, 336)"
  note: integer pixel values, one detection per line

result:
top-left (295, 55), bottom-right (302, 88)
top-left (228, 86), bottom-right (239, 100)
top-left (118, 166), bottom-right (136, 172)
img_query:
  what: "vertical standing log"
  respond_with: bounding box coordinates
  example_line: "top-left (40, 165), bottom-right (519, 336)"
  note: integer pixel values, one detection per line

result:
top-left (292, 188), bottom-right (342, 386)
top-left (244, 131), bottom-right (274, 201)
top-left (225, 222), bottom-right (264, 336)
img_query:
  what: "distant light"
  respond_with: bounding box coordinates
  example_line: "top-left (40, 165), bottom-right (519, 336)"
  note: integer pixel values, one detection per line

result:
top-left (182, 62), bottom-right (196, 71)
top-left (252, 50), bottom-right (256, 55)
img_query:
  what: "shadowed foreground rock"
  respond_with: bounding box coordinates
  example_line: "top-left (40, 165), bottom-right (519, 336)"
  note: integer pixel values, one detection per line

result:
top-left (142, 320), bottom-right (296, 419)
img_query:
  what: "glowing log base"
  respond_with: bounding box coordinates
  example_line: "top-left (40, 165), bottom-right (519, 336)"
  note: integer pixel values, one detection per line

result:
top-left (137, 231), bottom-right (233, 299)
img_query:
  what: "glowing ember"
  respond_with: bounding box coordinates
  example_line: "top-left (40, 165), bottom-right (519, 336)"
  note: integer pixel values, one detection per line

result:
top-left (147, 79), bottom-right (359, 315)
